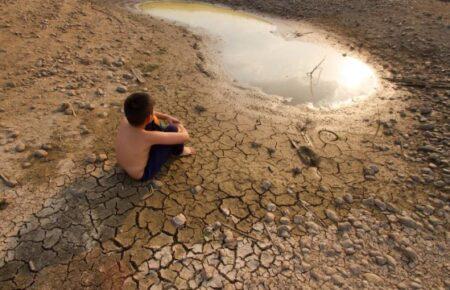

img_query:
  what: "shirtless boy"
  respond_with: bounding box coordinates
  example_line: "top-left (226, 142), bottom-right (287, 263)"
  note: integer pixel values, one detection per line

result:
top-left (115, 92), bottom-right (195, 181)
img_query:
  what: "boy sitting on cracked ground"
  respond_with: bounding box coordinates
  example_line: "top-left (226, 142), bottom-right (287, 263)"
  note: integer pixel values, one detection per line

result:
top-left (115, 92), bottom-right (195, 181)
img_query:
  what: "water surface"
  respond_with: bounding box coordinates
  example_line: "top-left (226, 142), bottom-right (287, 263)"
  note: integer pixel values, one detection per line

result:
top-left (138, 1), bottom-right (379, 107)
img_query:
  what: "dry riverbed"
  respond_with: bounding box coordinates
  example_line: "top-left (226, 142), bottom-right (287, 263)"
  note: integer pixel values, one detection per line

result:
top-left (0, 0), bottom-right (449, 289)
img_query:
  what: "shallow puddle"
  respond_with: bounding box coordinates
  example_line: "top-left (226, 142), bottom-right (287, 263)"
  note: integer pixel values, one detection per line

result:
top-left (138, 1), bottom-right (379, 107)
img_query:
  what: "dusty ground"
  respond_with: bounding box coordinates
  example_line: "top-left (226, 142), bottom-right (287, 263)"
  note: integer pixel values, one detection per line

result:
top-left (0, 0), bottom-right (449, 289)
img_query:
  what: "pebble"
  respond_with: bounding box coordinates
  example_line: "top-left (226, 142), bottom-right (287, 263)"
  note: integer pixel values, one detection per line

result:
top-left (172, 214), bottom-right (186, 228)
top-left (363, 164), bottom-right (379, 176)
top-left (331, 273), bottom-right (345, 286)
top-left (334, 197), bottom-right (345, 206)
top-left (223, 229), bottom-right (236, 249)
top-left (305, 221), bottom-right (320, 233)
top-left (41, 144), bottom-right (52, 151)
top-left (22, 162), bottom-right (32, 168)
top-left (398, 215), bottom-right (419, 229)
top-left (385, 254), bottom-right (397, 267)
top-left (96, 88), bottom-right (105, 96)
top-left (33, 149), bottom-right (48, 158)
top-left (7, 130), bottom-right (19, 138)
top-left (325, 209), bottom-right (340, 222)
top-left (97, 153), bottom-right (108, 162)
top-left (266, 202), bottom-right (276, 212)
top-left (279, 216), bottom-right (290, 225)
top-left (363, 272), bottom-right (383, 284)
top-left (401, 246), bottom-right (418, 262)
top-left (337, 222), bottom-right (352, 232)
top-left (277, 225), bottom-right (291, 238)
top-left (0, 198), bottom-right (8, 210)
top-left (97, 112), bottom-right (108, 118)
top-left (220, 206), bottom-right (230, 216)
top-left (191, 185), bottom-right (203, 194)
top-left (0, 174), bottom-right (17, 188)
top-left (261, 180), bottom-right (272, 191)
top-left (293, 215), bottom-right (303, 224)
top-left (86, 153), bottom-right (97, 164)
top-left (264, 212), bottom-right (275, 223)
top-left (116, 85), bottom-right (127, 93)
top-left (15, 142), bottom-right (26, 152)
top-left (343, 193), bottom-right (353, 203)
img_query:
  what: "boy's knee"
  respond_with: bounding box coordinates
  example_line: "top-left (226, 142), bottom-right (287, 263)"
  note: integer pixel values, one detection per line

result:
top-left (166, 124), bottom-right (178, 133)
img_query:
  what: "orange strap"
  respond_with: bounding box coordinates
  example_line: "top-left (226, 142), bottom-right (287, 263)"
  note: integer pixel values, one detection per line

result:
top-left (153, 115), bottom-right (160, 125)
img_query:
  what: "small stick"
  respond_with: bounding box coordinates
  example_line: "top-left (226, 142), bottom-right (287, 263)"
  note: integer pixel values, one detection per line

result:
top-left (307, 58), bottom-right (326, 78)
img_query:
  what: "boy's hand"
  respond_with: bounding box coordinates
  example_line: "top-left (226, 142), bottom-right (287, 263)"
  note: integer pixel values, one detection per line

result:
top-left (167, 116), bottom-right (180, 124)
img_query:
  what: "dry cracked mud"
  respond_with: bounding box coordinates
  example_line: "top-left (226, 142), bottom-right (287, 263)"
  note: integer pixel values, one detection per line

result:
top-left (0, 0), bottom-right (449, 289)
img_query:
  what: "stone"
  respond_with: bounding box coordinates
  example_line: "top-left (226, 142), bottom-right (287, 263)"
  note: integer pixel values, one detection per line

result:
top-left (279, 216), bottom-right (290, 225)
top-left (15, 142), bottom-right (26, 152)
top-left (364, 164), bottom-right (379, 176)
top-left (223, 230), bottom-right (236, 248)
top-left (191, 185), bottom-right (203, 194)
top-left (401, 246), bottom-right (418, 262)
top-left (385, 254), bottom-right (397, 267)
top-left (172, 214), bottom-right (186, 228)
top-left (363, 273), bottom-right (383, 284)
top-left (97, 112), bottom-right (108, 118)
top-left (334, 197), bottom-right (345, 206)
top-left (398, 215), bottom-right (419, 229)
top-left (261, 180), bottom-right (272, 191)
top-left (116, 85), bottom-right (127, 93)
top-left (0, 174), bottom-right (18, 187)
top-left (95, 154), bottom-right (107, 162)
top-left (264, 212), bottom-right (275, 223)
top-left (277, 225), bottom-right (291, 238)
top-left (331, 273), bottom-right (345, 286)
top-left (293, 215), bottom-right (303, 224)
top-left (33, 149), bottom-right (48, 158)
top-left (22, 161), bottom-right (31, 169)
top-left (305, 221), bottom-right (320, 233)
top-left (220, 205), bottom-right (230, 216)
top-left (86, 153), bottom-right (97, 164)
top-left (266, 202), bottom-right (276, 212)
top-left (343, 193), bottom-right (353, 203)
top-left (96, 88), bottom-right (105, 96)
top-left (325, 209), bottom-right (340, 222)
top-left (0, 198), bottom-right (8, 210)
top-left (337, 222), bottom-right (352, 232)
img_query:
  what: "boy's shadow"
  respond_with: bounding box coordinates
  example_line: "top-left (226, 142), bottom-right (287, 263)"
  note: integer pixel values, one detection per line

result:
top-left (0, 165), bottom-right (175, 287)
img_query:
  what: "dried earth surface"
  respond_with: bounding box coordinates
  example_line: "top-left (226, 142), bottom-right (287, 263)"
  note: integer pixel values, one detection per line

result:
top-left (0, 0), bottom-right (449, 289)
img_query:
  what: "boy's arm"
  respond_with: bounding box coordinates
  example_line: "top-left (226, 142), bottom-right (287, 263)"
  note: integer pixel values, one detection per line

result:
top-left (154, 111), bottom-right (180, 124)
top-left (145, 125), bottom-right (189, 145)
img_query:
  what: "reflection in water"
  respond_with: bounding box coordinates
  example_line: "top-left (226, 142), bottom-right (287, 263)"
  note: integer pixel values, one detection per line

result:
top-left (138, 1), bottom-right (379, 107)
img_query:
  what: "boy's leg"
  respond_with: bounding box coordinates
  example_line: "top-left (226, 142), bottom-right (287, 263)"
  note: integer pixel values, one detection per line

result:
top-left (163, 124), bottom-right (184, 156)
top-left (145, 121), bottom-right (184, 156)
top-left (141, 145), bottom-right (175, 181)
top-left (141, 122), bottom-right (185, 180)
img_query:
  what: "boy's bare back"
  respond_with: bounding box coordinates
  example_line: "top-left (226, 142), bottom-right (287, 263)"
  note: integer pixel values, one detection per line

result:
top-left (115, 118), bottom-right (153, 179)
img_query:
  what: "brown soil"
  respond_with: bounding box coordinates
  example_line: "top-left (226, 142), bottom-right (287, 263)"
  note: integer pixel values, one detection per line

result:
top-left (0, 0), bottom-right (448, 289)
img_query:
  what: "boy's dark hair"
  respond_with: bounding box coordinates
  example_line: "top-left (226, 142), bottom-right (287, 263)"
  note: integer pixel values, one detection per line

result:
top-left (124, 92), bottom-right (155, 126)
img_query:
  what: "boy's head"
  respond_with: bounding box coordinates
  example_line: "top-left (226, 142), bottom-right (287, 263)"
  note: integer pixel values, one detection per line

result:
top-left (124, 92), bottom-right (155, 127)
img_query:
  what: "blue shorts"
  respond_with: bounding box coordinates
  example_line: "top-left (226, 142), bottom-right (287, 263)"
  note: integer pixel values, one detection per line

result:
top-left (141, 121), bottom-right (184, 181)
